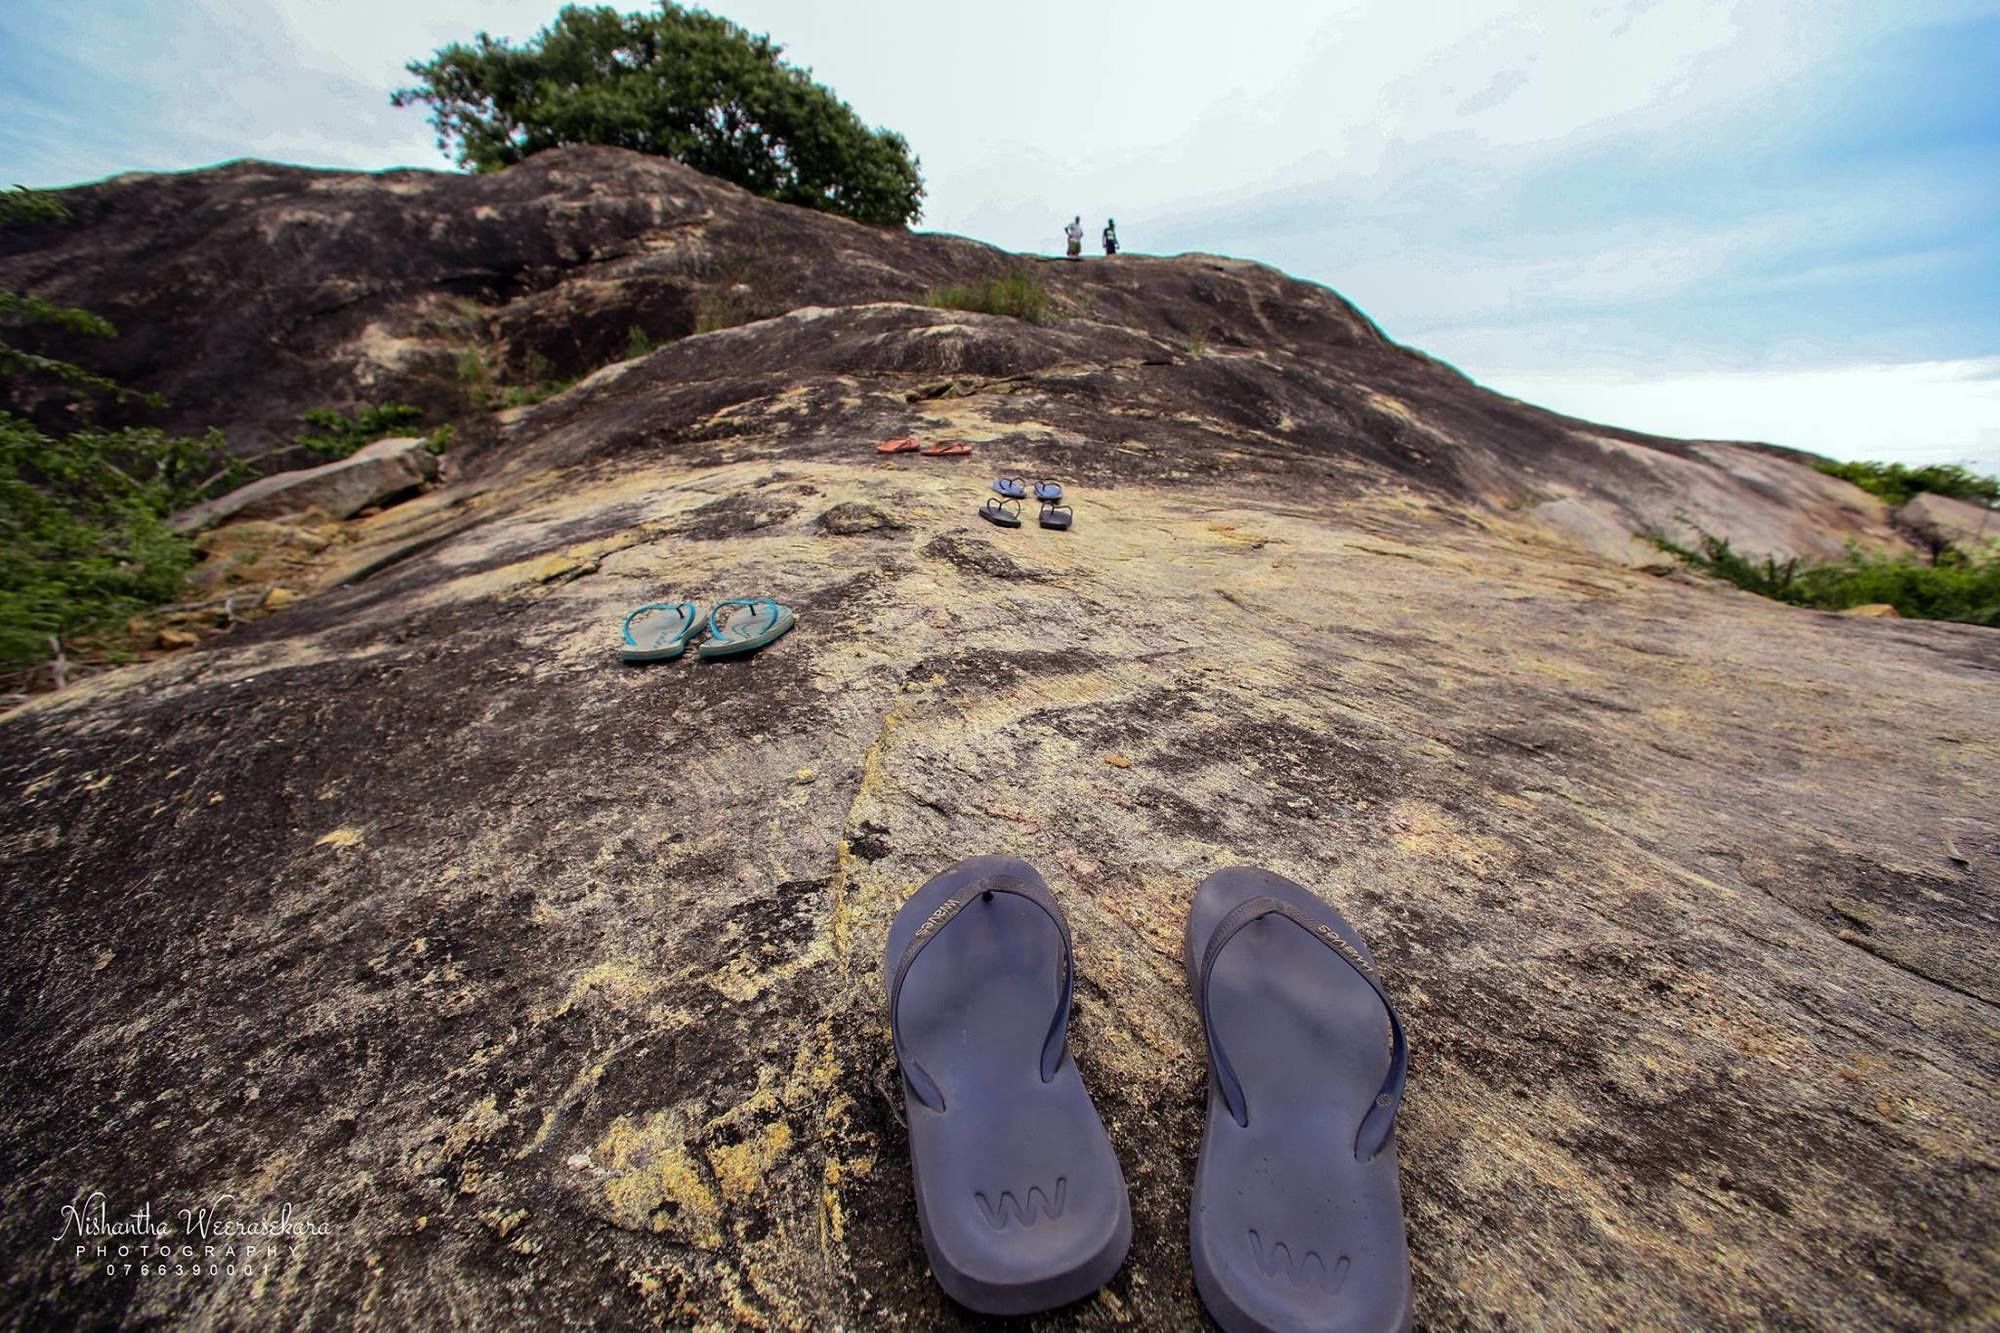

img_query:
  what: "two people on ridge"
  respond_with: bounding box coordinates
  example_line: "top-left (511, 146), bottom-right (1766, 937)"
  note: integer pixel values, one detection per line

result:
top-left (1064, 216), bottom-right (1118, 259)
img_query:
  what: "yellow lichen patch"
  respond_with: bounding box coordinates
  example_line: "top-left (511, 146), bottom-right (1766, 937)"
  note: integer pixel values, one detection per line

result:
top-left (527, 550), bottom-right (599, 584)
top-left (479, 1207), bottom-right (529, 1240)
top-left (1202, 522), bottom-right (1279, 549)
top-left (1383, 799), bottom-right (1516, 879)
top-left (443, 1095), bottom-right (507, 1159)
top-left (706, 1121), bottom-right (793, 1205)
top-left (707, 958), bottom-right (773, 1004)
top-left (537, 959), bottom-right (667, 1024)
top-left (595, 1109), bottom-right (725, 1247)
top-left (315, 826), bottom-right (363, 848)
top-left (820, 1158), bottom-right (848, 1249)
top-left (1362, 390), bottom-right (1420, 424)
top-left (704, 922), bottom-right (839, 1004)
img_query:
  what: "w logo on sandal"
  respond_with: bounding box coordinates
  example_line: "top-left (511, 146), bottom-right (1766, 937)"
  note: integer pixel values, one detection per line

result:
top-left (974, 1178), bottom-right (1066, 1228)
top-left (1248, 1231), bottom-right (1351, 1293)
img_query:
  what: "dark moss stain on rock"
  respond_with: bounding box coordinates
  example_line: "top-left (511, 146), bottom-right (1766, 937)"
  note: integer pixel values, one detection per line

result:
top-left (672, 492), bottom-right (801, 541)
top-left (918, 532), bottom-right (1046, 582)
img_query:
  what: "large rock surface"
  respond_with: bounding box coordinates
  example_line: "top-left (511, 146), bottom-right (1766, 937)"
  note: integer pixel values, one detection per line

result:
top-left (0, 147), bottom-right (1903, 561)
top-left (2, 152), bottom-right (1996, 1330)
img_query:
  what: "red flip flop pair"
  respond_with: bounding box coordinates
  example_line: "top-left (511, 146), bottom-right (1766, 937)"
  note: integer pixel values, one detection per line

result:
top-left (878, 437), bottom-right (973, 457)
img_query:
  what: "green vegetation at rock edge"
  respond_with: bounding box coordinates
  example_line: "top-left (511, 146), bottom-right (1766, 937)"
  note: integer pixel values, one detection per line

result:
top-left (2, 191), bottom-right (448, 672)
top-left (1815, 458), bottom-right (2000, 508)
top-left (2, 189), bottom-right (250, 670)
top-left (1654, 528), bottom-right (2000, 626)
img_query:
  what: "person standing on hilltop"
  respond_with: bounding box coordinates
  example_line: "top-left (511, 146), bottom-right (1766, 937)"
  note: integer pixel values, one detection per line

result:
top-left (1102, 219), bottom-right (1119, 255)
top-left (1064, 216), bottom-right (1083, 260)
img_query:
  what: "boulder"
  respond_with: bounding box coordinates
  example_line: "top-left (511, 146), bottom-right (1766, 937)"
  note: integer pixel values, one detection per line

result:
top-left (170, 437), bottom-right (437, 532)
top-left (1840, 602), bottom-right (1901, 617)
top-left (1895, 491), bottom-right (2000, 553)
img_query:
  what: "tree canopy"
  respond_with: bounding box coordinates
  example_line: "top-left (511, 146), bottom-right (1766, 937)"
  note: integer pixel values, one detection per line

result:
top-left (392, 3), bottom-right (924, 225)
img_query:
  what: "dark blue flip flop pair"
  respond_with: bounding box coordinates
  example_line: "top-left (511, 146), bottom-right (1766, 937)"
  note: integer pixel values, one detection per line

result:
top-left (985, 478), bottom-right (1073, 530)
top-left (617, 598), bottom-right (795, 662)
top-left (993, 477), bottom-right (1063, 502)
top-left (887, 858), bottom-right (1412, 1329)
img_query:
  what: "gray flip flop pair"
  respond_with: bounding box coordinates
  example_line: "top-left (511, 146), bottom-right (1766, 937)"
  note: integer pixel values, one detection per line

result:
top-left (886, 857), bottom-right (1412, 1330)
top-left (617, 598), bottom-right (795, 662)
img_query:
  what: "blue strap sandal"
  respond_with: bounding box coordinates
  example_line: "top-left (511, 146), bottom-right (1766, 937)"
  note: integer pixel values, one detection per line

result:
top-left (698, 597), bottom-right (796, 658)
top-left (994, 477), bottom-right (1028, 499)
top-left (1034, 480), bottom-right (1064, 502)
top-left (619, 601), bottom-right (701, 662)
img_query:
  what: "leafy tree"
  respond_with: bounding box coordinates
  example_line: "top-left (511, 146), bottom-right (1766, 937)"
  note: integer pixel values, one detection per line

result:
top-left (0, 188), bottom-right (139, 402)
top-left (392, 3), bottom-right (924, 225)
top-left (2, 187), bottom-right (249, 670)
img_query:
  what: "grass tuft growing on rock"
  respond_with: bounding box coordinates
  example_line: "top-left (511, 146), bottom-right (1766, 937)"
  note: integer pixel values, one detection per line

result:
top-left (1654, 528), bottom-right (2000, 626)
top-left (925, 270), bottom-right (1052, 324)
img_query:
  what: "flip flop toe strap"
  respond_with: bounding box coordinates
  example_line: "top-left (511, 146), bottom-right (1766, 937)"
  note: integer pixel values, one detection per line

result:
top-left (1198, 895), bottom-right (1408, 1160)
top-left (889, 874), bottom-right (1074, 1113)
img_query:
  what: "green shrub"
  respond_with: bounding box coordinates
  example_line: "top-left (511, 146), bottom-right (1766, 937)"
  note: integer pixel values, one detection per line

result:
top-left (1794, 548), bottom-right (2000, 624)
top-left (0, 413), bottom-right (248, 665)
top-left (694, 290), bottom-right (761, 335)
top-left (0, 185), bottom-right (73, 226)
top-left (1653, 531), bottom-right (1806, 603)
top-left (925, 270), bottom-right (1052, 323)
top-left (624, 324), bottom-right (656, 359)
top-left (295, 404), bottom-right (427, 460)
top-left (1814, 459), bottom-right (2000, 508)
top-left (1653, 527), bottom-right (2000, 626)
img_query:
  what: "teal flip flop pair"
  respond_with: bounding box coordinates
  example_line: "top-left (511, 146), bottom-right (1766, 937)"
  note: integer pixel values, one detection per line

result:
top-left (618, 598), bottom-right (796, 662)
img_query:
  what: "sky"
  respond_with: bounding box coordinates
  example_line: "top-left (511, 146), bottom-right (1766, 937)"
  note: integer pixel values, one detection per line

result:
top-left (3, 0), bottom-right (1997, 471)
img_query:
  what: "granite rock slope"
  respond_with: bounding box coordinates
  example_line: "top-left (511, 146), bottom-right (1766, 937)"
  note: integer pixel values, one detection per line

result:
top-left (2, 146), bottom-right (1905, 559)
top-left (2, 151), bottom-right (1995, 1331)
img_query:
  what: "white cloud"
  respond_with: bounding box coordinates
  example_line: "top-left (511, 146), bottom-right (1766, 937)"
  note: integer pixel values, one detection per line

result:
top-left (4, 0), bottom-right (1994, 471)
top-left (1483, 359), bottom-right (2000, 471)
